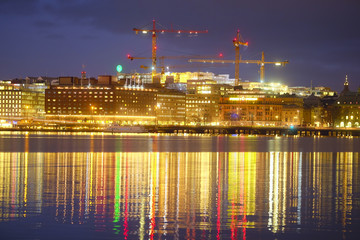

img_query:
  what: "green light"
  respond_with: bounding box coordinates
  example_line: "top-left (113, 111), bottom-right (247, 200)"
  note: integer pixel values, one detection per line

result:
top-left (116, 65), bottom-right (123, 73)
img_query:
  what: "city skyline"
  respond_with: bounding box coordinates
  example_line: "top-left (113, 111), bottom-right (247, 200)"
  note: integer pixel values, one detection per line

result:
top-left (1, 0), bottom-right (360, 91)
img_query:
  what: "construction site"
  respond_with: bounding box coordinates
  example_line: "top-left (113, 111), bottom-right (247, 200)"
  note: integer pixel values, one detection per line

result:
top-left (126, 20), bottom-right (288, 86)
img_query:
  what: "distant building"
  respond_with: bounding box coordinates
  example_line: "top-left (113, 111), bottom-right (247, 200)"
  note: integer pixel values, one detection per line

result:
top-left (334, 76), bottom-right (360, 128)
top-left (0, 81), bottom-right (46, 120)
top-left (303, 94), bottom-right (323, 127)
top-left (219, 91), bottom-right (303, 127)
top-left (185, 80), bottom-right (232, 125)
top-left (239, 81), bottom-right (289, 94)
top-left (289, 86), bottom-right (337, 97)
top-left (156, 88), bottom-right (186, 125)
top-left (45, 78), bottom-right (157, 125)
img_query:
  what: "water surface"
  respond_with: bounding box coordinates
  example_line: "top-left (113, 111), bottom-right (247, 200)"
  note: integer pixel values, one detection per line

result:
top-left (0, 133), bottom-right (359, 239)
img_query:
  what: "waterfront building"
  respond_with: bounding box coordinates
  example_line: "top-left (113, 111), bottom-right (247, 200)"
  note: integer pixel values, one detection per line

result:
top-left (186, 94), bottom-right (220, 125)
top-left (185, 80), bottom-right (232, 125)
top-left (156, 88), bottom-right (186, 125)
top-left (320, 95), bottom-right (338, 127)
top-left (281, 104), bottom-right (303, 127)
top-left (219, 91), bottom-right (303, 127)
top-left (45, 79), bottom-right (157, 125)
top-left (0, 81), bottom-right (46, 121)
top-left (219, 92), bottom-right (282, 126)
top-left (303, 94), bottom-right (324, 127)
top-left (277, 94), bottom-right (303, 127)
top-left (0, 83), bottom-right (22, 119)
top-left (333, 76), bottom-right (360, 128)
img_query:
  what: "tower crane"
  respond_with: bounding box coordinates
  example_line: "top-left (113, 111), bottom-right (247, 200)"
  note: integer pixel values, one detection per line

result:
top-left (133, 20), bottom-right (208, 78)
top-left (189, 51), bottom-right (288, 83)
top-left (233, 30), bottom-right (248, 86)
top-left (127, 54), bottom-right (223, 74)
top-left (139, 63), bottom-right (229, 72)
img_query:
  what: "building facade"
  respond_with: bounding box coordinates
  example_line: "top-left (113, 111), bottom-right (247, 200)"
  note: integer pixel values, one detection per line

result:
top-left (156, 89), bottom-right (186, 125)
top-left (45, 85), bottom-right (157, 125)
top-left (219, 92), bottom-right (303, 127)
top-left (0, 82), bottom-right (46, 120)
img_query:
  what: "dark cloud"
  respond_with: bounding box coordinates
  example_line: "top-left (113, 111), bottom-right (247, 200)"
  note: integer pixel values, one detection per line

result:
top-left (43, 33), bottom-right (65, 40)
top-left (33, 20), bottom-right (57, 28)
top-left (80, 34), bottom-right (97, 40)
top-left (0, 0), bottom-right (39, 15)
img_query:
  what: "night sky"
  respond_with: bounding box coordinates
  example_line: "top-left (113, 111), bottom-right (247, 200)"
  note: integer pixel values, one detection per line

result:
top-left (1, 0), bottom-right (360, 91)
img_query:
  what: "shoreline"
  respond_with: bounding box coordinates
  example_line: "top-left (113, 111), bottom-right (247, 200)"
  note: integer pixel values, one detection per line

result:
top-left (1, 125), bottom-right (359, 137)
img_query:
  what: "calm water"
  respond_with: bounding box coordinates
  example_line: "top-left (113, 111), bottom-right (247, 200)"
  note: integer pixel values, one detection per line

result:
top-left (0, 132), bottom-right (359, 240)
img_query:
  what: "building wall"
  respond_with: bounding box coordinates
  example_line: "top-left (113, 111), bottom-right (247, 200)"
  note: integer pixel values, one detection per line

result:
top-left (0, 83), bottom-right (45, 119)
top-left (281, 106), bottom-right (303, 127)
top-left (45, 86), bottom-right (157, 125)
top-left (0, 87), bottom-right (22, 118)
top-left (334, 97), bottom-right (360, 128)
top-left (157, 90), bottom-right (186, 125)
top-left (115, 87), bottom-right (157, 117)
top-left (219, 95), bottom-right (303, 126)
top-left (186, 94), bottom-right (220, 125)
top-left (45, 86), bottom-right (116, 115)
top-left (219, 101), bottom-right (282, 126)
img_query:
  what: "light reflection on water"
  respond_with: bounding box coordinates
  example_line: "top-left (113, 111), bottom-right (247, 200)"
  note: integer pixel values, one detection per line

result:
top-left (0, 151), bottom-right (359, 239)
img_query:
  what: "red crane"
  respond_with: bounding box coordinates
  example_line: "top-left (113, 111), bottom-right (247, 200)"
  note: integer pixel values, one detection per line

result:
top-left (133, 20), bottom-right (208, 78)
top-left (233, 30), bottom-right (248, 85)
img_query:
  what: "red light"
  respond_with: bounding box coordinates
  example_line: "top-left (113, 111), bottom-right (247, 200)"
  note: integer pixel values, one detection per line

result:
top-left (154, 46), bottom-right (157, 50)
top-left (219, 53), bottom-right (223, 57)
top-left (246, 42), bottom-right (249, 45)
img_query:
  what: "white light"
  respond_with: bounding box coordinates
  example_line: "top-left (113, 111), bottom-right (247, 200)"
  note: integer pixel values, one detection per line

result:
top-left (229, 97), bottom-right (258, 101)
top-left (142, 31), bottom-right (148, 34)
top-left (275, 62), bottom-right (281, 66)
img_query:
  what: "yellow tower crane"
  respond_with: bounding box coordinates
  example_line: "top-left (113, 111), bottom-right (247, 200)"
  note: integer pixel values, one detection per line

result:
top-left (189, 51), bottom-right (288, 83)
top-left (128, 54), bottom-right (223, 75)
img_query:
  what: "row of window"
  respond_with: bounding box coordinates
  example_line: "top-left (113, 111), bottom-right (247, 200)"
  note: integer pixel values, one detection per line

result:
top-left (48, 91), bottom-right (114, 95)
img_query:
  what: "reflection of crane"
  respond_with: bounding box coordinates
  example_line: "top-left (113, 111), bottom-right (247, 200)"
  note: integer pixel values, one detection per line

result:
top-left (133, 20), bottom-right (208, 77)
top-left (233, 30), bottom-right (248, 85)
top-left (189, 51), bottom-right (288, 83)
top-left (128, 54), bottom-right (223, 74)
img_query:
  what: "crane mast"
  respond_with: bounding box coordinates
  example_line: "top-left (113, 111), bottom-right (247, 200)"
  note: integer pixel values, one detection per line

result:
top-left (233, 30), bottom-right (248, 85)
top-left (152, 20), bottom-right (157, 76)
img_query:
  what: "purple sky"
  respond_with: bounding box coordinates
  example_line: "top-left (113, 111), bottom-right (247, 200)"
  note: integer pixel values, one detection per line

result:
top-left (1, 0), bottom-right (360, 91)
